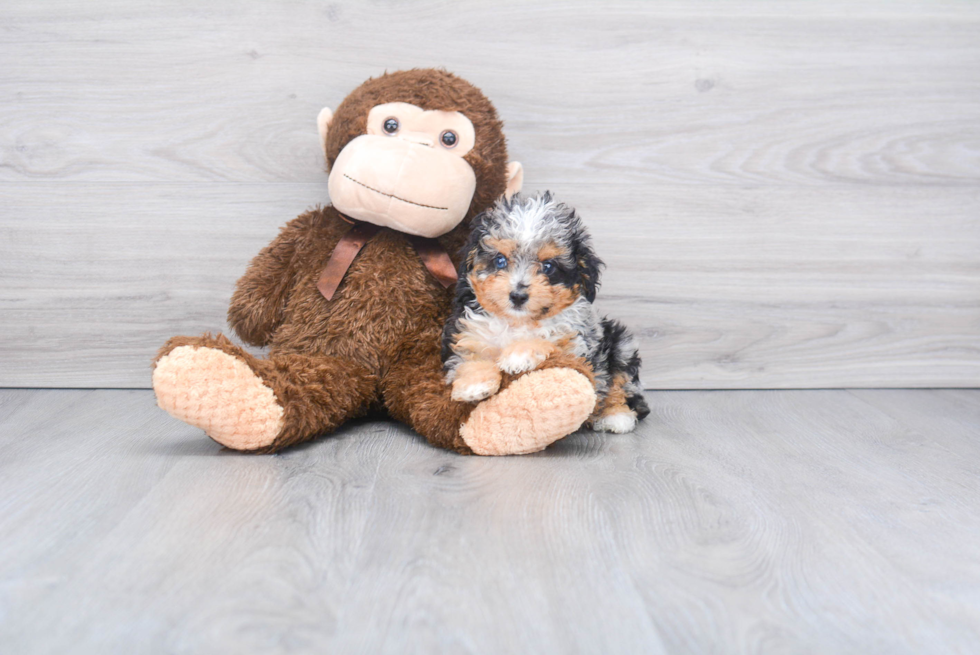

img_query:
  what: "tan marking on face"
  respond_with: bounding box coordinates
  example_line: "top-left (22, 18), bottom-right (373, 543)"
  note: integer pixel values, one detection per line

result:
top-left (537, 243), bottom-right (566, 261)
top-left (469, 271), bottom-right (514, 317)
top-left (484, 238), bottom-right (517, 258)
top-left (525, 274), bottom-right (578, 321)
top-left (471, 270), bottom-right (579, 328)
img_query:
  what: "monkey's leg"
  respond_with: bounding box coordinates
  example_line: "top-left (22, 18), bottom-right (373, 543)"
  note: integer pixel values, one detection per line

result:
top-left (382, 336), bottom-right (597, 456)
top-left (152, 334), bottom-right (377, 452)
top-left (381, 335), bottom-right (475, 454)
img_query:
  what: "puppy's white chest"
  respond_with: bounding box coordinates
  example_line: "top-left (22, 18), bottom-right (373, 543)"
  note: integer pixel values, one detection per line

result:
top-left (460, 312), bottom-right (566, 355)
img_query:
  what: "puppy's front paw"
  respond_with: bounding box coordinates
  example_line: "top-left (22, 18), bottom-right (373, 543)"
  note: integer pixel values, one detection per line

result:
top-left (452, 379), bottom-right (499, 403)
top-left (451, 361), bottom-right (502, 403)
top-left (497, 340), bottom-right (554, 375)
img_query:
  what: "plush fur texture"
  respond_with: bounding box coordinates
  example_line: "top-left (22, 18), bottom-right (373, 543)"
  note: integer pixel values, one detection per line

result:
top-left (151, 70), bottom-right (598, 455)
top-left (442, 193), bottom-right (650, 432)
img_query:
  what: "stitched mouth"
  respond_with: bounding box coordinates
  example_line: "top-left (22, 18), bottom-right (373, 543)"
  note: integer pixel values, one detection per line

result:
top-left (343, 174), bottom-right (448, 211)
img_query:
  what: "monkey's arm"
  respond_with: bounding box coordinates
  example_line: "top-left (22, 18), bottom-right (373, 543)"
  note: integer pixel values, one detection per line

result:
top-left (227, 214), bottom-right (313, 347)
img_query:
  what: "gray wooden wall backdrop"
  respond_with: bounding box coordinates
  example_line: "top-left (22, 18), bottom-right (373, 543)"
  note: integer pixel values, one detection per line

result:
top-left (1, 0), bottom-right (978, 389)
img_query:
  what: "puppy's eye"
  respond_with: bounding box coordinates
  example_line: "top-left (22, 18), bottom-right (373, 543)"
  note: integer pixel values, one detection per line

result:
top-left (541, 261), bottom-right (556, 275)
top-left (383, 118), bottom-right (399, 134)
top-left (440, 130), bottom-right (458, 148)
top-left (493, 254), bottom-right (508, 270)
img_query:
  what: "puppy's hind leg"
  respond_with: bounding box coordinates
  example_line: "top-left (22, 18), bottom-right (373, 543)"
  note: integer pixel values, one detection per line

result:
top-left (591, 317), bottom-right (649, 433)
top-left (591, 373), bottom-right (640, 433)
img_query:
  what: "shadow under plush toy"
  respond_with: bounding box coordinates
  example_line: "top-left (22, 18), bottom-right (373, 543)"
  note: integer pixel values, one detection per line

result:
top-left (152, 69), bottom-right (597, 456)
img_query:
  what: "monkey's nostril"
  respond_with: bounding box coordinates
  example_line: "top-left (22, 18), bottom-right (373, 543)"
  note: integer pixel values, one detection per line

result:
top-left (509, 290), bottom-right (529, 307)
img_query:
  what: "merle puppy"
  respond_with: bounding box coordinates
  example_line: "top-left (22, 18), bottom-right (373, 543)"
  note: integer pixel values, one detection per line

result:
top-left (442, 192), bottom-right (649, 433)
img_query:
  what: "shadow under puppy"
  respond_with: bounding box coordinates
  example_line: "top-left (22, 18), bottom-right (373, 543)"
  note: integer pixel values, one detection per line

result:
top-left (442, 192), bottom-right (650, 433)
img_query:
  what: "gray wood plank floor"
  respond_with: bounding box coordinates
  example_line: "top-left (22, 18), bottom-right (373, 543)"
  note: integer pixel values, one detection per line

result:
top-left (1, 389), bottom-right (978, 653)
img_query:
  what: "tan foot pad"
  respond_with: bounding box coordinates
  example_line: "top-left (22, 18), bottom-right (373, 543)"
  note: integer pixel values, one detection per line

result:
top-left (460, 368), bottom-right (596, 456)
top-left (152, 346), bottom-right (284, 451)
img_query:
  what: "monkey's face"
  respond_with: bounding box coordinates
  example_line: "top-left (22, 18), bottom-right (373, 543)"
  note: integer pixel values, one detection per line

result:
top-left (318, 71), bottom-right (523, 238)
top-left (326, 102), bottom-right (479, 238)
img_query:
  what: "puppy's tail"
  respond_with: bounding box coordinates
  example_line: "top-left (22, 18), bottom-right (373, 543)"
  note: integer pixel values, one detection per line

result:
top-left (599, 318), bottom-right (650, 420)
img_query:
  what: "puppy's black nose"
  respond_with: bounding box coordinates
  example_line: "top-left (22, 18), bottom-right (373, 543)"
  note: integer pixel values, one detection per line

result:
top-left (509, 289), bottom-right (529, 307)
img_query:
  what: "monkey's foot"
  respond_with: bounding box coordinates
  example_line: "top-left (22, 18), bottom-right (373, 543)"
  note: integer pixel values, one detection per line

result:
top-left (459, 367), bottom-right (596, 456)
top-left (152, 346), bottom-right (284, 451)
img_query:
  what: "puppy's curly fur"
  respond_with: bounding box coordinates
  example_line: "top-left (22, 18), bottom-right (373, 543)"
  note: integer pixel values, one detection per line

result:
top-left (442, 192), bottom-right (650, 432)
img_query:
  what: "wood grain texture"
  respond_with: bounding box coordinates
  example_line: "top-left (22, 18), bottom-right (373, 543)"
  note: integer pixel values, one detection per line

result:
top-left (2, 0), bottom-right (978, 187)
top-left (1, 0), bottom-right (979, 388)
top-left (1, 388), bottom-right (979, 653)
top-left (3, 182), bottom-right (977, 388)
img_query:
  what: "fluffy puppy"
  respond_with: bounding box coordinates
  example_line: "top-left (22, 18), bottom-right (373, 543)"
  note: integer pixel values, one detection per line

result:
top-left (442, 192), bottom-right (650, 433)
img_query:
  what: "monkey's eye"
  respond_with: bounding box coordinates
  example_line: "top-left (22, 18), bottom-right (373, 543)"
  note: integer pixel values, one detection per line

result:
top-left (440, 130), bottom-right (458, 148)
top-left (383, 118), bottom-right (399, 135)
top-left (541, 260), bottom-right (556, 275)
top-left (493, 254), bottom-right (508, 270)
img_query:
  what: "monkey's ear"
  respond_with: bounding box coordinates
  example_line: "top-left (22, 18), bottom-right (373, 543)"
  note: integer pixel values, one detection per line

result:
top-left (317, 107), bottom-right (334, 158)
top-left (504, 162), bottom-right (523, 200)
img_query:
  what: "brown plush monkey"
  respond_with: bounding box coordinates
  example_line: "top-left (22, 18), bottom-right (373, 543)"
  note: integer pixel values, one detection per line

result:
top-left (152, 69), bottom-right (597, 456)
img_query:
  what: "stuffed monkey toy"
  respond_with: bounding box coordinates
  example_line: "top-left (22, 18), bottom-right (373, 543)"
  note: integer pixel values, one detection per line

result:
top-left (152, 69), bottom-right (597, 456)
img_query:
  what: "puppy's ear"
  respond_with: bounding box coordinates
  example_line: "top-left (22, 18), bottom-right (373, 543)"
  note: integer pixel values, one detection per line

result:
top-left (457, 210), bottom-right (490, 281)
top-left (443, 213), bottom-right (490, 363)
top-left (453, 210), bottom-right (491, 315)
top-left (572, 231), bottom-right (604, 303)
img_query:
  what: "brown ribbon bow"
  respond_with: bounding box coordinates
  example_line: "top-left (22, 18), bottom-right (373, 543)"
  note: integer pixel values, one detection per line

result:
top-left (316, 218), bottom-right (458, 301)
